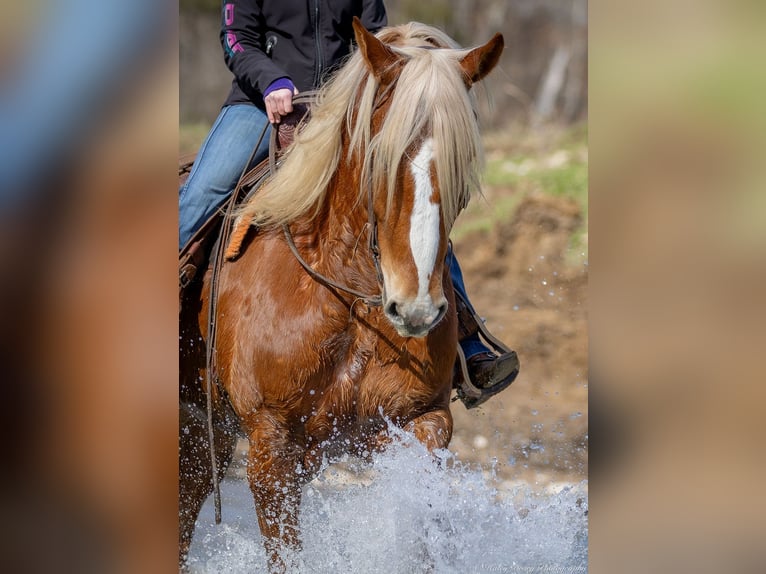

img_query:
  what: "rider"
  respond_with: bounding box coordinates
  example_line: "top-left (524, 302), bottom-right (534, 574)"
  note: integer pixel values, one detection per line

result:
top-left (179, 0), bottom-right (519, 408)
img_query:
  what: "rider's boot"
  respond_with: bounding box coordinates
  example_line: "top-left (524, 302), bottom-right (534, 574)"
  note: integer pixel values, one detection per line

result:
top-left (453, 290), bottom-right (520, 409)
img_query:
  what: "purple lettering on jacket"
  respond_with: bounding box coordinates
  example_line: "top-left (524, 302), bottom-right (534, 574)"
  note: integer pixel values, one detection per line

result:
top-left (226, 31), bottom-right (244, 53)
top-left (224, 4), bottom-right (235, 25)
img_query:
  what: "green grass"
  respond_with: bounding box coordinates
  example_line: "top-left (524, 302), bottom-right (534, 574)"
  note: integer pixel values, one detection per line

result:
top-left (455, 123), bottom-right (588, 264)
top-left (450, 193), bottom-right (523, 242)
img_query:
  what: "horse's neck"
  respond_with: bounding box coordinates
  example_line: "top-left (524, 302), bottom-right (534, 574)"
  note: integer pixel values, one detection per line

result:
top-left (317, 165), bottom-right (377, 281)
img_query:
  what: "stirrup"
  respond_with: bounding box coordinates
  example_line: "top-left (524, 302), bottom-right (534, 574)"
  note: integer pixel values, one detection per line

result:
top-left (453, 347), bottom-right (519, 409)
top-left (452, 290), bottom-right (519, 409)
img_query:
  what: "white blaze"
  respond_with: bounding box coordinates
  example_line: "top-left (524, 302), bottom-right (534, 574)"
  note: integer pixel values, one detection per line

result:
top-left (409, 138), bottom-right (440, 298)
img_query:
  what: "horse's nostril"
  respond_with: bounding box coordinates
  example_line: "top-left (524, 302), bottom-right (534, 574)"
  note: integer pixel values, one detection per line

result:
top-left (385, 300), bottom-right (399, 318)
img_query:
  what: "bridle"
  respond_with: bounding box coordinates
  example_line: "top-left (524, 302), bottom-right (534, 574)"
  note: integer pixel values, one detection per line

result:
top-left (280, 89), bottom-right (390, 308)
top-left (281, 169), bottom-right (384, 307)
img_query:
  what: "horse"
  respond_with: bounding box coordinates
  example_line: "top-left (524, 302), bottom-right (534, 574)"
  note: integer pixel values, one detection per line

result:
top-left (179, 18), bottom-right (504, 570)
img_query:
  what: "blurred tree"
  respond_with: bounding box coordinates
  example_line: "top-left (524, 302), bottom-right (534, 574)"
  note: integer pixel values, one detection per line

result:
top-left (179, 0), bottom-right (220, 11)
top-left (179, 0), bottom-right (587, 127)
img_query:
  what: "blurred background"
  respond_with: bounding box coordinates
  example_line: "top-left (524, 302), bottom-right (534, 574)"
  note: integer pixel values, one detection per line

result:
top-left (181, 0), bottom-right (587, 131)
top-left (1, 1), bottom-right (179, 572)
top-left (2, 0), bottom-right (766, 572)
top-left (590, 1), bottom-right (766, 572)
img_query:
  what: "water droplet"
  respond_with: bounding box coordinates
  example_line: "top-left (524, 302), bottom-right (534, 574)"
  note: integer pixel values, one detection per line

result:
top-left (472, 435), bottom-right (488, 449)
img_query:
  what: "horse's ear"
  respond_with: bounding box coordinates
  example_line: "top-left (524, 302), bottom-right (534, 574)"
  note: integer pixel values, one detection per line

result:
top-left (459, 33), bottom-right (504, 86)
top-left (352, 16), bottom-right (402, 86)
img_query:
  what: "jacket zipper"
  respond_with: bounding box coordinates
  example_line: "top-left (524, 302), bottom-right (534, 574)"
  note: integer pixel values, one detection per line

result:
top-left (313, 0), bottom-right (323, 87)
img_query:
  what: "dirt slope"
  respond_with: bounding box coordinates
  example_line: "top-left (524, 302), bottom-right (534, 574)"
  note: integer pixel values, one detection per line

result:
top-left (449, 193), bottom-right (588, 485)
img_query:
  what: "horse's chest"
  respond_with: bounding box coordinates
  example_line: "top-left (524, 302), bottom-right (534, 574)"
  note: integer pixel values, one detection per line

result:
top-left (301, 352), bottom-right (427, 442)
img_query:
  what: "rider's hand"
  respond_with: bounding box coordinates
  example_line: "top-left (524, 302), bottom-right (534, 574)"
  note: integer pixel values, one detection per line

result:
top-left (264, 87), bottom-right (299, 124)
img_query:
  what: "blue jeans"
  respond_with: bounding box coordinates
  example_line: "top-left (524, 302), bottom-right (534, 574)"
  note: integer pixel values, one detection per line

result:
top-left (179, 104), bottom-right (272, 250)
top-left (448, 249), bottom-right (491, 359)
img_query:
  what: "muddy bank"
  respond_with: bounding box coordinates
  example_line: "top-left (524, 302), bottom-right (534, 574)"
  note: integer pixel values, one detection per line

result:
top-left (450, 193), bottom-right (588, 485)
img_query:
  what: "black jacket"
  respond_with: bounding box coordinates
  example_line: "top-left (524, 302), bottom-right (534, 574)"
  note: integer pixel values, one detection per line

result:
top-left (220, 0), bottom-right (387, 109)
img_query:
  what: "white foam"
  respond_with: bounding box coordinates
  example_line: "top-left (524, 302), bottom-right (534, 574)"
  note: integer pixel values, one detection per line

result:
top-left (187, 429), bottom-right (588, 573)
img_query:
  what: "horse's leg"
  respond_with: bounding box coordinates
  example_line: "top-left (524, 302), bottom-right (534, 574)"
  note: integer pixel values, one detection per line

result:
top-left (367, 408), bottom-right (454, 454)
top-left (178, 404), bottom-right (238, 566)
top-left (403, 408), bottom-right (454, 451)
top-left (405, 409), bottom-right (454, 573)
top-left (364, 408), bottom-right (453, 573)
top-left (246, 416), bottom-right (306, 571)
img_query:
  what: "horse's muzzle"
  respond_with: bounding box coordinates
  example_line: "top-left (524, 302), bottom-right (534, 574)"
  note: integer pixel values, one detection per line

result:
top-left (383, 296), bottom-right (448, 338)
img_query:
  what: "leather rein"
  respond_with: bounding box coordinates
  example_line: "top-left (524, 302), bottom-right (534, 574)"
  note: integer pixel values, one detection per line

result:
top-left (277, 90), bottom-right (391, 308)
top-left (280, 175), bottom-right (384, 307)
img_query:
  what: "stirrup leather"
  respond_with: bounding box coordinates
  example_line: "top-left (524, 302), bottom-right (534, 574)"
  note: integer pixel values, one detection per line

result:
top-left (179, 239), bottom-right (208, 290)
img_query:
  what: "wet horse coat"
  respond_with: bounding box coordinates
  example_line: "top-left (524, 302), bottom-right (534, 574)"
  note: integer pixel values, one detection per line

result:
top-left (179, 19), bottom-right (504, 569)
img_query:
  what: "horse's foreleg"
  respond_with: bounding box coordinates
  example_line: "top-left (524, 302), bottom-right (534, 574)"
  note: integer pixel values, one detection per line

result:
top-left (404, 408), bottom-right (454, 451)
top-left (246, 420), bottom-right (306, 571)
top-left (366, 408), bottom-right (453, 454)
top-left (395, 408), bottom-right (454, 574)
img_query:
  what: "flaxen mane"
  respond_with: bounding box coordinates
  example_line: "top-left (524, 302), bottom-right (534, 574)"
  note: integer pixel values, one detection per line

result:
top-left (233, 22), bottom-right (485, 239)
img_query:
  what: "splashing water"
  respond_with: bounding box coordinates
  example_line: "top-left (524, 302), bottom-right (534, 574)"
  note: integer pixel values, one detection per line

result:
top-left (187, 428), bottom-right (588, 573)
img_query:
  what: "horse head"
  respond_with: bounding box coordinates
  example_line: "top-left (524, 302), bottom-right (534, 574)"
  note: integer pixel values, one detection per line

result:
top-left (352, 19), bottom-right (504, 338)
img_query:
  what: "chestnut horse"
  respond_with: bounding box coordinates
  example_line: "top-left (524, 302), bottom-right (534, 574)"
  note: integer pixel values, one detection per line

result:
top-left (179, 19), bottom-right (504, 570)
